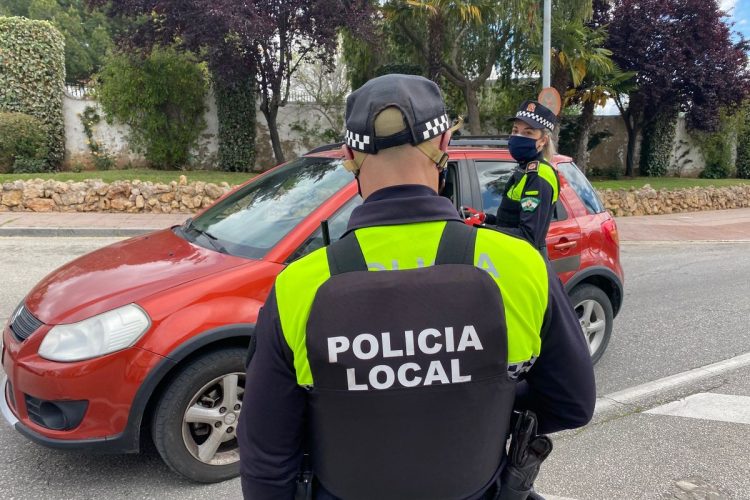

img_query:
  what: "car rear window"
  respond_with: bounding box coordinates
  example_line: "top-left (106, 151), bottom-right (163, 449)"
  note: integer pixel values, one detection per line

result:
top-left (186, 157), bottom-right (351, 259)
top-left (556, 162), bottom-right (605, 214)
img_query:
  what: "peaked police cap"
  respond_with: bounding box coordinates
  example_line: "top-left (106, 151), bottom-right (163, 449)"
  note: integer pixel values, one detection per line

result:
top-left (510, 100), bottom-right (558, 132)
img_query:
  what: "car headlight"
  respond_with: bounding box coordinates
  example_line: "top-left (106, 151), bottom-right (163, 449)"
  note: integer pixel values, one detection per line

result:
top-left (38, 304), bottom-right (151, 362)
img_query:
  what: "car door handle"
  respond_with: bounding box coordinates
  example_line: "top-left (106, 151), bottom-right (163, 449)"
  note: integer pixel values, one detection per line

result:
top-left (553, 240), bottom-right (577, 250)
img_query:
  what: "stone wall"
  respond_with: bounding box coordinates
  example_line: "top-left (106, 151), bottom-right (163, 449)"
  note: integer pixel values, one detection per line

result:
top-left (3, 178), bottom-right (749, 216)
top-left (63, 90), bottom-right (341, 171)
top-left (0, 176), bottom-right (232, 213)
top-left (585, 115), bottom-right (730, 177)
top-left (598, 185), bottom-right (750, 217)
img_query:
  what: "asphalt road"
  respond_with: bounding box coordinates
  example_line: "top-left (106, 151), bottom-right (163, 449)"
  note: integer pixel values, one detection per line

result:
top-left (1, 237), bottom-right (749, 499)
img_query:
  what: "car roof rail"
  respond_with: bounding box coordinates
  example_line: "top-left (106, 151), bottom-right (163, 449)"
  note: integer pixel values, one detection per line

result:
top-left (306, 142), bottom-right (344, 154)
top-left (449, 136), bottom-right (510, 147)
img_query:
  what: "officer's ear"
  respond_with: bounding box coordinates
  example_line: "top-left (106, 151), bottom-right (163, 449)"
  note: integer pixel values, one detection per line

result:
top-left (341, 144), bottom-right (359, 173)
top-left (439, 129), bottom-right (452, 153)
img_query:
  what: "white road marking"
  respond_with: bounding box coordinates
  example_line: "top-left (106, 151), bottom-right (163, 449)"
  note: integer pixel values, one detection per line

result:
top-left (595, 351), bottom-right (750, 417)
top-left (645, 392), bottom-right (750, 425)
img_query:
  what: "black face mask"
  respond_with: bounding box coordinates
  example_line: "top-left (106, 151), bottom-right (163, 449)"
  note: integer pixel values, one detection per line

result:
top-left (508, 135), bottom-right (542, 163)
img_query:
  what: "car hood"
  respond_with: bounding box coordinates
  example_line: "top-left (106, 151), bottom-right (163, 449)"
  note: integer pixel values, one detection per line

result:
top-left (25, 228), bottom-right (251, 325)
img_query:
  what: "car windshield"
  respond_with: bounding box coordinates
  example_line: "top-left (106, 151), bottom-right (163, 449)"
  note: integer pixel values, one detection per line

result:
top-left (178, 156), bottom-right (352, 259)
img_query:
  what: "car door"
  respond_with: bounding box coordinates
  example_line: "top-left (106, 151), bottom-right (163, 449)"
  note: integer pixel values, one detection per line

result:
top-left (465, 158), bottom-right (582, 279)
top-left (545, 194), bottom-right (582, 280)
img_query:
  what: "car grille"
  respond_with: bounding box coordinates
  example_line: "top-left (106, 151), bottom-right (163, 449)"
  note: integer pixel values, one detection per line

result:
top-left (9, 305), bottom-right (44, 342)
top-left (24, 395), bottom-right (45, 427)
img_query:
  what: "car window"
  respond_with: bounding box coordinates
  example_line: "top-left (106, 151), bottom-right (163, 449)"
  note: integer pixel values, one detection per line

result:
top-left (186, 157), bottom-right (352, 259)
top-left (474, 160), bottom-right (518, 214)
top-left (287, 196), bottom-right (363, 263)
top-left (556, 162), bottom-right (605, 214)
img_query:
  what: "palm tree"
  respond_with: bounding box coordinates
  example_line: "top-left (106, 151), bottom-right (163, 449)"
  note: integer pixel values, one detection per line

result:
top-left (567, 68), bottom-right (634, 173)
top-left (386, 0), bottom-right (535, 133)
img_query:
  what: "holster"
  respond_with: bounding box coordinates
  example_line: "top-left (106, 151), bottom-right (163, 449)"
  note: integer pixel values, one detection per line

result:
top-left (496, 411), bottom-right (553, 500)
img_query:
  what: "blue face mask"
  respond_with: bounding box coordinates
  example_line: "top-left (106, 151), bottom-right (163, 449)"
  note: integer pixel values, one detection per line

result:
top-left (508, 135), bottom-right (541, 163)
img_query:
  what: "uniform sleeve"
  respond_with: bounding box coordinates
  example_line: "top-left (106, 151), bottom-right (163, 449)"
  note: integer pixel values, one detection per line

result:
top-left (238, 288), bottom-right (306, 500)
top-left (517, 170), bottom-right (556, 249)
top-left (513, 264), bottom-right (596, 434)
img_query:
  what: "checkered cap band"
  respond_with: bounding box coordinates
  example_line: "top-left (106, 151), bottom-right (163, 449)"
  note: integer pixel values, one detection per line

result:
top-left (345, 130), bottom-right (372, 152)
top-left (507, 356), bottom-right (538, 380)
top-left (417, 114), bottom-right (451, 141)
top-left (515, 110), bottom-right (555, 131)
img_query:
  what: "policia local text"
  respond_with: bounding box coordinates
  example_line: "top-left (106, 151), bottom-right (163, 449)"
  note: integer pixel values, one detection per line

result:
top-left (327, 325), bottom-right (484, 391)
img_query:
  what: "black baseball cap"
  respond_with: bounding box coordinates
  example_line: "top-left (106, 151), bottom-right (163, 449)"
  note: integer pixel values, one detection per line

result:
top-left (344, 74), bottom-right (456, 154)
top-left (510, 100), bottom-right (558, 131)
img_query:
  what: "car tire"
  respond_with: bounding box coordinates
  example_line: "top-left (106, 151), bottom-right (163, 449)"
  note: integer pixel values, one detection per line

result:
top-left (152, 348), bottom-right (246, 483)
top-left (569, 284), bottom-right (613, 365)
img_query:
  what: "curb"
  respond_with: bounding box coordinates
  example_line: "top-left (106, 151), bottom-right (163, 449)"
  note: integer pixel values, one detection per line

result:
top-left (590, 352), bottom-right (750, 427)
top-left (0, 227), bottom-right (158, 237)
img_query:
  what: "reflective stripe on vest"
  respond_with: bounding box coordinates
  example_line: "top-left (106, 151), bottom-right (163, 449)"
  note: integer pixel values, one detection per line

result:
top-left (275, 221), bottom-right (549, 386)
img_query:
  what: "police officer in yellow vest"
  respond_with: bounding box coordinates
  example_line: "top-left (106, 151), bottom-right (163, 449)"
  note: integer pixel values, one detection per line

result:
top-left (238, 74), bottom-right (595, 500)
top-left (484, 101), bottom-right (560, 255)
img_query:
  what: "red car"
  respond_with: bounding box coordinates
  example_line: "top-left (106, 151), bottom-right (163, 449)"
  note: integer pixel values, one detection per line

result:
top-left (1, 138), bottom-right (623, 483)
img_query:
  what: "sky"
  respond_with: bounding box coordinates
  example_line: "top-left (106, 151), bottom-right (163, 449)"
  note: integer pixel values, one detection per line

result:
top-left (722, 0), bottom-right (750, 40)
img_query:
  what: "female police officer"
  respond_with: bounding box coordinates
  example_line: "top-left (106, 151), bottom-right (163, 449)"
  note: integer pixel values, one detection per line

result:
top-left (484, 100), bottom-right (560, 255)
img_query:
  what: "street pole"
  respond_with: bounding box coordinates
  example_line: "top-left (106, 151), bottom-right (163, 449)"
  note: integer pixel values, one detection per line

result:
top-left (543, 0), bottom-right (551, 88)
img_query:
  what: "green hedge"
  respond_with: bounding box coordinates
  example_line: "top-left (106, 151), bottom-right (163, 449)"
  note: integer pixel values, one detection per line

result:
top-left (639, 109), bottom-right (677, 177)
top-left (98, 47), bottom-right (208, 169)
top-left (736, 107), bottom-right (750, 179)
top-left (214, 74), bottom-right (257, 172)
top-left (0, 16), bottom-right (65, 168)
top-left (0, 111), bottom-right (48, 172)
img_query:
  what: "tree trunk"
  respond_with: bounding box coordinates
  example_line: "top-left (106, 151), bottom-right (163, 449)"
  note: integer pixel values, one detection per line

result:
top-left (550, 66), bottom-right (570, 144)
top-left (625, 125), bottom-right (637, 177)
top-left (574, 99), bottom-right (596, 174)
top-left (262, 104), bottom-right (285, 165)
top-left (463, 84), bottom-right (482, 135)
top-left (427, 14), bottom-right (445, 82)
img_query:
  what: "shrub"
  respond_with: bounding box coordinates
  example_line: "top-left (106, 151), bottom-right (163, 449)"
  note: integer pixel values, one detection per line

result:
top-left (13, 157), bottom-right (49, 174)
top-left (697, 132), bottom-right (732, 179)
top-left (97, 46), bottom-right (208, 169)
top-left (0, 16), bottom-right (65, 168)
top-left (0, 112), bottom-right (48, 172)
top-left (736, 106), bottom-right (750, 179)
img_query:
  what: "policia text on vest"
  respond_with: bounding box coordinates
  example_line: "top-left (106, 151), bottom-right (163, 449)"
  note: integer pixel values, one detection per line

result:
top-left (328, 324), bottom-right (483, 390)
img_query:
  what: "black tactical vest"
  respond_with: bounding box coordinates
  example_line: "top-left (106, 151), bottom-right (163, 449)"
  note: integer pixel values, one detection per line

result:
top-left (304, 222), bottom-right (516, 500)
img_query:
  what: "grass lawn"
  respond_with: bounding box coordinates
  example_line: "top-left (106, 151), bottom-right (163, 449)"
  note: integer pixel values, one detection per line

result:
top-left (590, 177), bottom-right (750, 190)
top-left (0, 169), bottom-right (256, 186)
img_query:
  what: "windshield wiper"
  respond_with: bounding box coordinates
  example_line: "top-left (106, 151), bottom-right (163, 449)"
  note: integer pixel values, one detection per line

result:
top-left (182, 218), bottom-right (229, 254)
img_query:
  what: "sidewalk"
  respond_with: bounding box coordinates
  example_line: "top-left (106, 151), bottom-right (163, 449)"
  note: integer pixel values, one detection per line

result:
top-left (615, 208), bottom-right (750, 242)
top-left (0, 212), bottom-right (187, 237)
top-left (1, 208), bottom-right (750, 240)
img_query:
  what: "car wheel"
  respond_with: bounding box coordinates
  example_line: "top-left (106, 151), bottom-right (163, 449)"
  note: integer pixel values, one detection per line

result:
top-left (152, 348), bottom-right (246, 483)
top-left (569, 284), bottom-right (613, 364)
